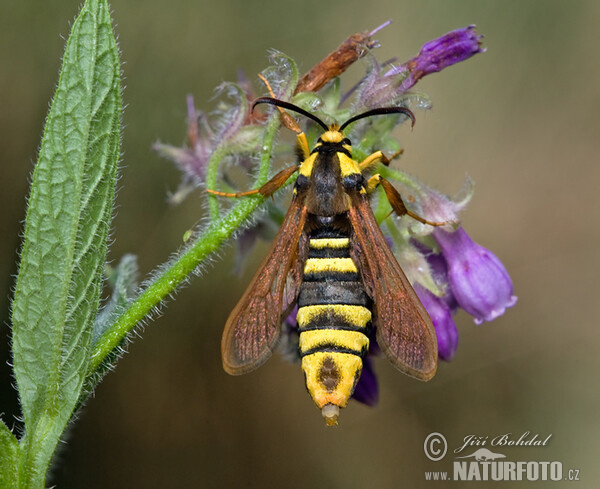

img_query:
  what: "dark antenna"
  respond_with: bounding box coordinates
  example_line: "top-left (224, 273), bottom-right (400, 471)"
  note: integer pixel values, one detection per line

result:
top-left (340, 106), bottom-right (415, 131)
top-left (252, 97), bottom-right (329, 132)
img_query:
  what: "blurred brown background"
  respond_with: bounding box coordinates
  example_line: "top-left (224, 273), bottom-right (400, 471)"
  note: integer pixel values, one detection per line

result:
top-left (1, 0), bottom-right (598, 487)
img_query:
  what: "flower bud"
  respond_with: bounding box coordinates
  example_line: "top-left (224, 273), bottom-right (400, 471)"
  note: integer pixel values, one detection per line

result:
top-left (433, 228), bottom-right (517, 324)
top-left (389, 25), bottom-right (485, 92)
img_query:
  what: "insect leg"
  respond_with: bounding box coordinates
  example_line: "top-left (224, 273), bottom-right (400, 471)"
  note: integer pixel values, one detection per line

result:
top-left (256, 164), bottom-right (299, 197)
top-left (368, 174), bottom-right (448, 226)
top-left (206, 188), bottom-right (262, 198)
top-left (296, 132), bottom-right (310, 161)
top-left (359, 151), bottom-right (384, 172)
top-left (358, 149), bottom-right (404, 172)
top-left (364, 174), bottom-right (383, 194)
top-left (207, 165), bottom-right (299, 198)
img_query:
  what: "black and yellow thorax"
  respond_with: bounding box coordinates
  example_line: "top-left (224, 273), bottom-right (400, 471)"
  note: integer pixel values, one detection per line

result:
top-left (295, 127), bottom-right (364, 218)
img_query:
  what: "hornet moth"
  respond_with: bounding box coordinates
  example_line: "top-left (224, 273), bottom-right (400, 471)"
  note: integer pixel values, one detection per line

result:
top-left (211, 97), bottom-right (445, 426)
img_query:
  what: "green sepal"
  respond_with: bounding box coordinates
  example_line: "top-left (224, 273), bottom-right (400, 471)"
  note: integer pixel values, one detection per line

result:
top-left (260, 50), bottom-right (299, 101)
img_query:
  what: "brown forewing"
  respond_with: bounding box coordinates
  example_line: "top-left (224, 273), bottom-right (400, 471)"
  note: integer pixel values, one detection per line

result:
top-left (222, 192), bottom-right (308, 375)
top-left (347, 191), bottom-right (438, 381)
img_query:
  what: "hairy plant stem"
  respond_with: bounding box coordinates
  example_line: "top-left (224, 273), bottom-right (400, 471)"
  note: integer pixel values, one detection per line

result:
top-left (205, 144), bottom-right (229, 221)
top-left (87, 115), bottom-right (280, 376)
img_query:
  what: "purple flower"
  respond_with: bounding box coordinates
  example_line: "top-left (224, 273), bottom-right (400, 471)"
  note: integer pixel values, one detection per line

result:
top-left (415, 284), bottom-right (458, 361)
top-left (356, 26), bottom-right (484, 108)
top-left (154, 83), bottom-right (263, 203)
top-left (433, 227), bottom-right (517, 324)
top-left (153, 95), bottom-right (214, 202)
top-left (388, 25), bottom-right (485, 92)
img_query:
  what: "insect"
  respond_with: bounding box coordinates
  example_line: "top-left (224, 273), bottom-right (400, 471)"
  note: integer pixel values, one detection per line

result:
top-left (211, 97), bottom-right (443, 425)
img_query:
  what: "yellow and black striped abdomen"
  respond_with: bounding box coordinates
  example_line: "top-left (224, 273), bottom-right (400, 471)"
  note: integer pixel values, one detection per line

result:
top-left (297, 232), bottom-right (371, 414)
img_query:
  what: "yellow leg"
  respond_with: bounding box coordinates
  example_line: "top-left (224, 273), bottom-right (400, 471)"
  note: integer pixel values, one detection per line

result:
top-left (359, 149), bottom-right (403, 172)
top-left (365, 174), bottom-right (382, 194)
top-left (359, 151), bottom-right (384, 172)
top-left (297, 132), bottom-right (310, 160)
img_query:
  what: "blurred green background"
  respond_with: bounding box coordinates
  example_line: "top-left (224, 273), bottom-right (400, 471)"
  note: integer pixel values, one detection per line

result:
top-left (1, 0), bottom-right (598, 487)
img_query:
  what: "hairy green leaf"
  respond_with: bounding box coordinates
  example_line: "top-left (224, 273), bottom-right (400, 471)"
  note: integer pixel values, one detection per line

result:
top-left (11, 0), bottom-right (121, 485)
top-left (0, 420), bottom-right (18, 489)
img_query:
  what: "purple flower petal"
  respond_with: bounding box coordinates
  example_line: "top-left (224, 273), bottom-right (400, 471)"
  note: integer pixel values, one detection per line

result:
top-left (413, 185), bottom-right (468, 226)
top-left (352, 356), bottom-right (379, 406)
top-left (154, 95), bottom-right (215, 186)
top-left (213, 82), bottom-right (250, 143)
top-left (411, 239), bottom-right (458, 311)
top-left (186, 94), bottom-right (200, 148)
top-left (415, 284), bottom-right (459, 361)
top-left (369, 20), bottom-right (392, 37)
top-left (153, 143), bottom-right (208, 183)
top-left (434, 228), bottom-right (517, 324)
top-left (393, 25), bottom-right (485, 92)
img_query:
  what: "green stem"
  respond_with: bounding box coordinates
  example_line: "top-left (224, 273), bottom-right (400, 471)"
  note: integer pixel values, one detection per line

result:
top-left (379, 165), bottom-right (427, 193)
top-left (88, 115), bottom-right (280, 376)
top-left (205, 145), bottom-right (229, 221)
top-left (384, 216), bottom-right (405, 247)
top-left (373, 185), bottom-right (392, 223)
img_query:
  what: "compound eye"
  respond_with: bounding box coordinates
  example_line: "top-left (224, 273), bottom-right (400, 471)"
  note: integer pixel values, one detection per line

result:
top-left (342, 137), bottom-right (352, 146)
